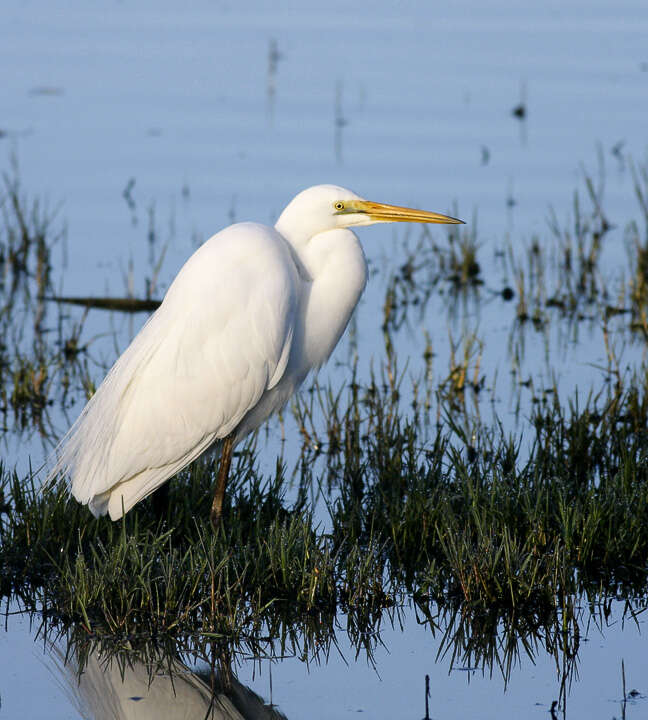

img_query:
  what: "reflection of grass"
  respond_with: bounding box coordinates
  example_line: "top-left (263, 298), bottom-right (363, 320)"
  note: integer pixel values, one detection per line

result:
top-left (3, 366), bottom-right (648, 684)
top-left (381, 221), bottom-right (481, 332)
top-left (436, 329), bottom-right (483, 414)
top-left (0, 163), bottom-right (96, 436)
top-left (0, 162), bottom-right (60, 432)
top-left (382, 154), bottom-right (648, 359)
top-left (0, 161), bottom-right (174, 436)
top-left (1, 158), bottom-right (58, 306)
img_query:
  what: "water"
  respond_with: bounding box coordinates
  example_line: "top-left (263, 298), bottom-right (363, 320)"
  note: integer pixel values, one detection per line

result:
top-left (2, 0), bottom-right (648, 717)
top-left (3, 602), bottom-right (646, 718)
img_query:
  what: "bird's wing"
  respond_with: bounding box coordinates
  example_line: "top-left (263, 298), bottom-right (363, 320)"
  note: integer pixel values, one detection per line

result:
top-left (52, 222), bottom-right (300, 512)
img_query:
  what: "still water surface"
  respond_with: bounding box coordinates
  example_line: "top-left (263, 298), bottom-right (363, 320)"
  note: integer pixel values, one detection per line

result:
top-left (2, 602), bottom-right (646, 719)
top-left (2, 0), bottom-right (648, 716)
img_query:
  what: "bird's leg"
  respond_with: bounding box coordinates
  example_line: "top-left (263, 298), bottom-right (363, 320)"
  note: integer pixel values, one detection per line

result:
top-left (151, 480), bottom-right (170, 523)
top-left (211, 434), bottom-right (234, 529)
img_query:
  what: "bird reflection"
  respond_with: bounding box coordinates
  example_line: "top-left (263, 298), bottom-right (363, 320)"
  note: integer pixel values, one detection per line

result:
top-left (50, 644), bottom-right (286, 720)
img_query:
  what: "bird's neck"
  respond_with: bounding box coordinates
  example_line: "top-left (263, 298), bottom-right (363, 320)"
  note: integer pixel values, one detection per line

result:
top-left (274, 214), bottom-right (315, 254)
top-left (287, 228), bottom-right (368, 371)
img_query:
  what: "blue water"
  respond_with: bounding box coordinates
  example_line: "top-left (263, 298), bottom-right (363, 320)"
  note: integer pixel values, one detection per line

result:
top-left (2, 0), bottom-right (648, 717)
top-left (3, 602), bottom-right (646, 719)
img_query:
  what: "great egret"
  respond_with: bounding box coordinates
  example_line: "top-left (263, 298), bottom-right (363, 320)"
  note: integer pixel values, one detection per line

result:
top-left (49, 185), bottom-right (462, 526)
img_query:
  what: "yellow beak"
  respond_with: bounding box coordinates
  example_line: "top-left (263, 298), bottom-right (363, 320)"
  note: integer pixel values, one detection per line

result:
top-left (348, 199), bottom-right (464, 225)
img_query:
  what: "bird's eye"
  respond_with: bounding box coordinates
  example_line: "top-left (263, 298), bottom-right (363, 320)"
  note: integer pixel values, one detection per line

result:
top-left (334, 201), bottom-right (345, 211)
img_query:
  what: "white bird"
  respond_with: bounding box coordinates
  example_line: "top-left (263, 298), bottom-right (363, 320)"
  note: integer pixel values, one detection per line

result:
top-left (49, 185), bottom-right (462, 526)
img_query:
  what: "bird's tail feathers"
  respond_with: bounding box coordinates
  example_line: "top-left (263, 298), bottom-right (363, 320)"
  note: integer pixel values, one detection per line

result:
top-left (46, 311), bottom-right (164, 511)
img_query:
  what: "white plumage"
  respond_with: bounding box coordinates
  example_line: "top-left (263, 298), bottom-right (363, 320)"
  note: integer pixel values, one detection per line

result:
top-left (49, 185), bottom-right (462, 521)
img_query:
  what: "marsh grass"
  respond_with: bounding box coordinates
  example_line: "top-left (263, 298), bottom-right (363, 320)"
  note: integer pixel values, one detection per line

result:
top-left (3, 153), bottom-right (648, 695)
top-left (2, 153), bottom-right (648, 437)
top-left (0, 162), bottom-right (178, 437)
top-left (0, 161), bottom-right (96, 435)
top-left (3, 363), bottom-right (648, 684)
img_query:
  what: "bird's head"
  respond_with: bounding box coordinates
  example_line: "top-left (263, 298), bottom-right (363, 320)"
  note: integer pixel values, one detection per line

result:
top-left (275, 184), bottom-right (463, 246)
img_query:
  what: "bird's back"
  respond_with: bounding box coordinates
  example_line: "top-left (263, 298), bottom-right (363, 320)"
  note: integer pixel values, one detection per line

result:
top-left (49, 222), bottom-right (301, 518)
